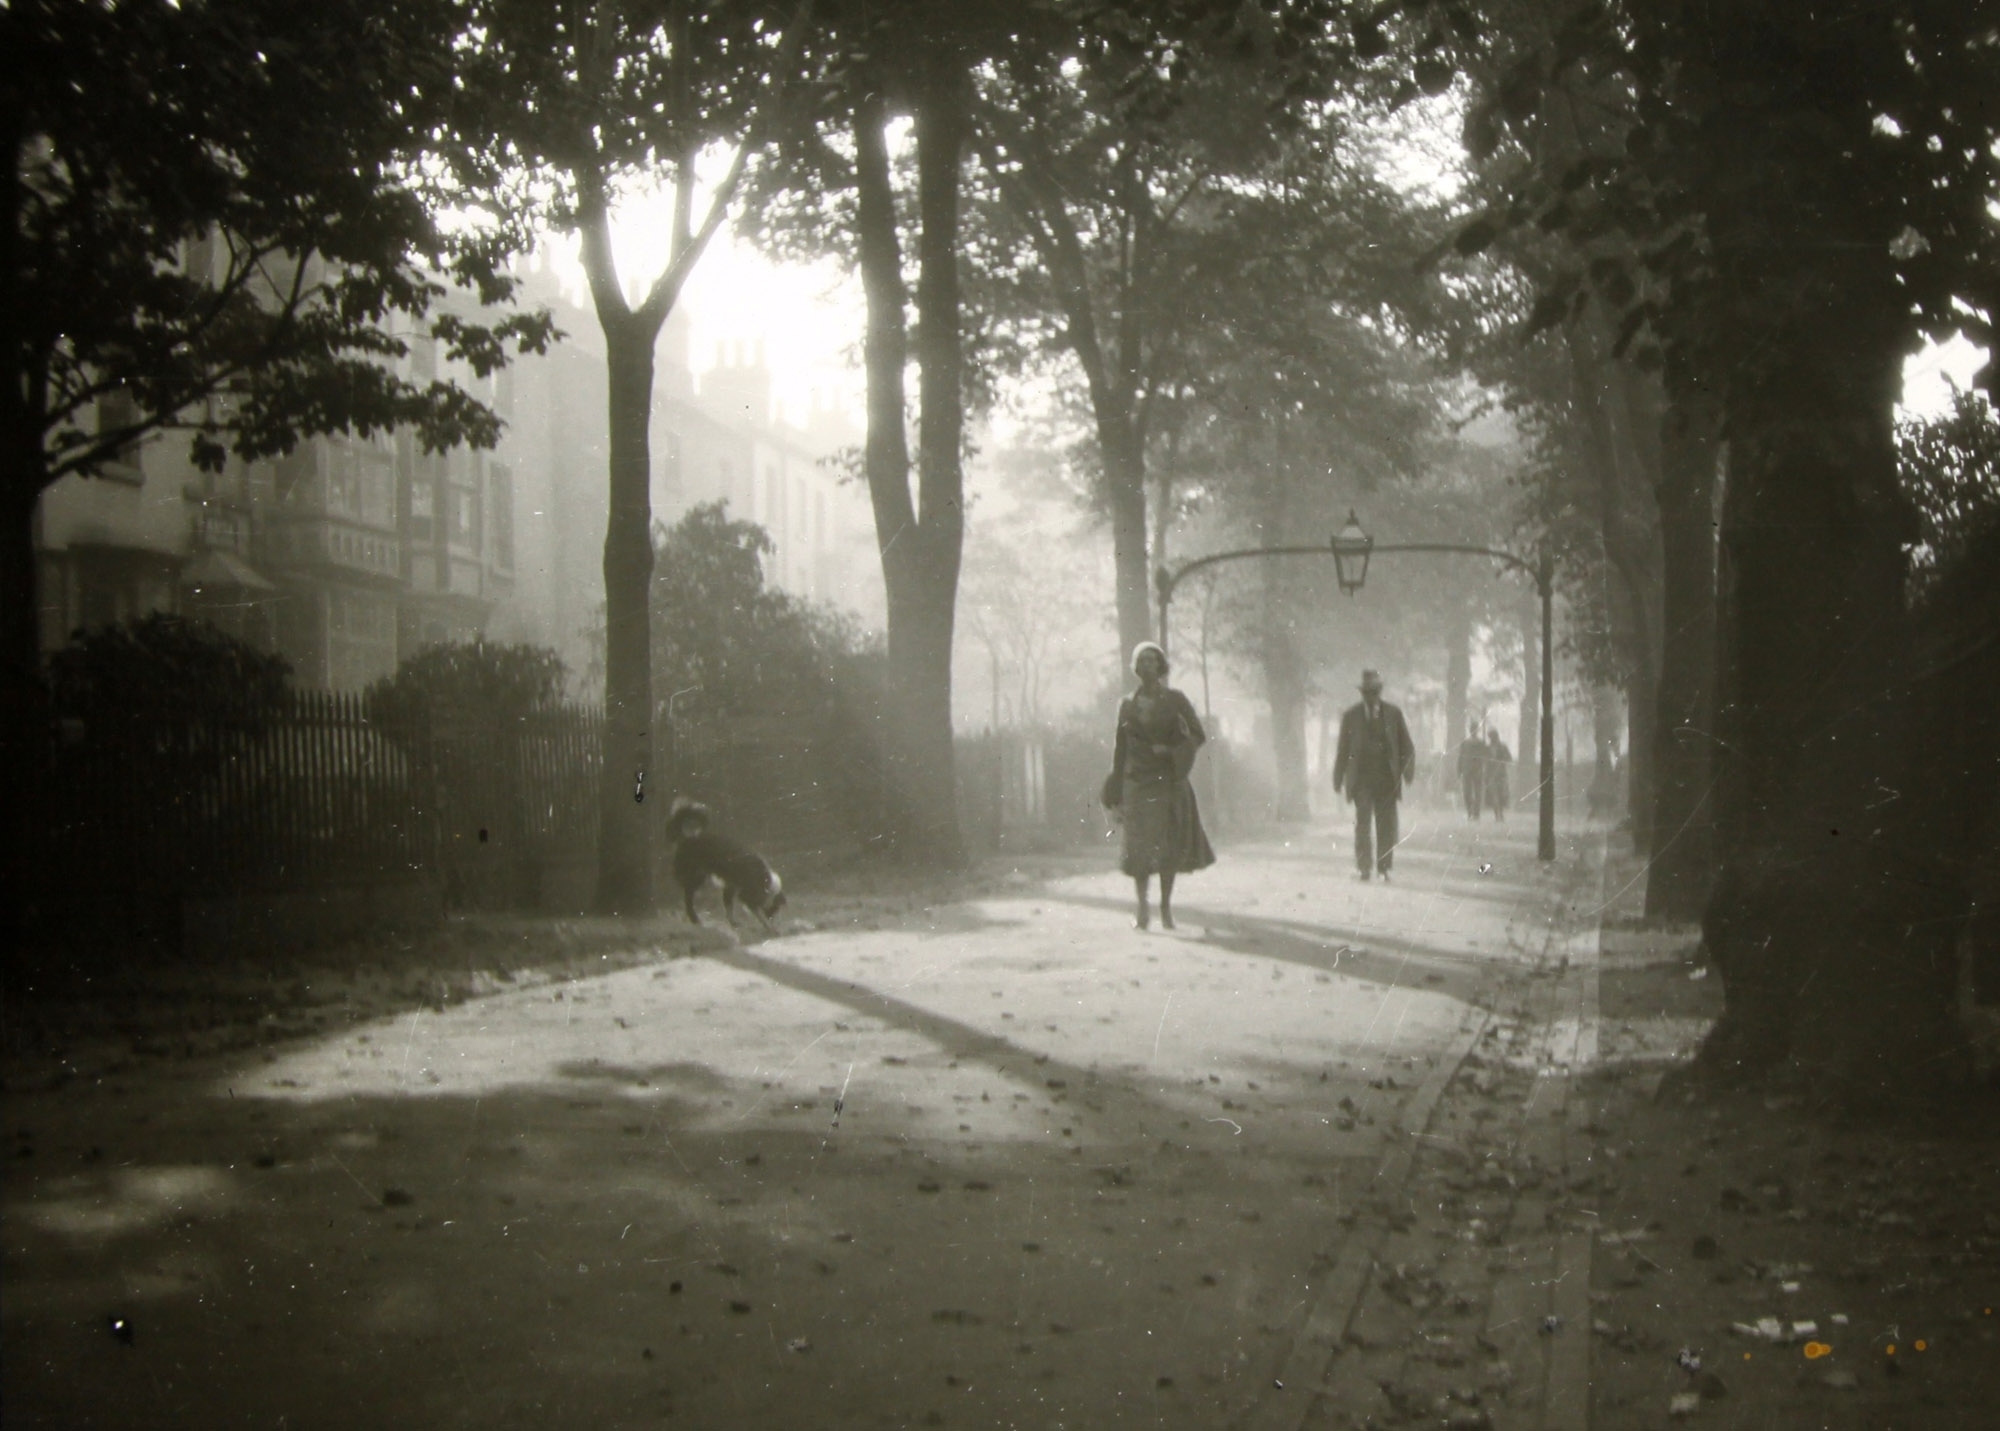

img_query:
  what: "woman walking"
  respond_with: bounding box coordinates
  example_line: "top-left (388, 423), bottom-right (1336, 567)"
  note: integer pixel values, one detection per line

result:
top-left (1105, 641), bottom-right (1214, 929)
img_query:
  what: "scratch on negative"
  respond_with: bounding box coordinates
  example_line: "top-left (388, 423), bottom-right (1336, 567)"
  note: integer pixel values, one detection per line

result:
top-left (736, 1028), bottom-right (833, 1123)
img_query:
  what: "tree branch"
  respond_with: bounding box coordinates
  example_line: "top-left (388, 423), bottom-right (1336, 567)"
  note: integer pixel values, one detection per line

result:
top-left (636, 0), bottom-right (817, 330)
top-left (577, 161), bottom-right (634, 329)
top-left (967, 111), bottom-right (1118, 418)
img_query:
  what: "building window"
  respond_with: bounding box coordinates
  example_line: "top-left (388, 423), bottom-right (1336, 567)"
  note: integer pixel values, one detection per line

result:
top-left (329, 442), bottom-right (389, 528)
top-left (333, 450), bottom-right (356, 517)
top-left (410, 480), bottom-right (435, 540)
top-left (360, 464), bottom-right (393, 528)
top-left (449, 487), bottom-right (475, 547)
top-left (489, 464), bottom-right (514, 570)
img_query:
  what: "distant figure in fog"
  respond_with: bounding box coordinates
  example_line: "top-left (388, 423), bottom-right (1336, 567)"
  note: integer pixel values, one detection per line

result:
top-left (1105, 642), bottom-right (1214, 930)
top-left (1484, 727), bottom-right (1512, 820)
top-left (1332, 670), bottom-right (1416, 882)
top-left (1455, 722), bottom-right (1486, 820)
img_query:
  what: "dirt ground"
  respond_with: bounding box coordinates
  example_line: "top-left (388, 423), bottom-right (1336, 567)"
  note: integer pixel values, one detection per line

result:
top-left (0, 853), bottom-right (1082, 1088)
top-left (4, 819), bottom-right (1577, 1429)
top-left (1582, 860), bottom-right (2000, 1431)
top-left (6, 824), bottom-right (1994, 1430)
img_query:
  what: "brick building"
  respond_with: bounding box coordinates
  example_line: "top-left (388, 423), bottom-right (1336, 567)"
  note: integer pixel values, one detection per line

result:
top-left (34, 259), bottom-right (878, 694)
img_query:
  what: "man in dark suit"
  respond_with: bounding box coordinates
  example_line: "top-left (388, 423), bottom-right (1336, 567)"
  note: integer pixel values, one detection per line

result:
top-left (1455, 722), bottom-right (1486, 820)
top-left (1332, 669), bottom-right (1417, 881)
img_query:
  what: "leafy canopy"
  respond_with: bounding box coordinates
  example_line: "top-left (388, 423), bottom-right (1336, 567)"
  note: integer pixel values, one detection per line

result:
top-left (8, 0), bottom-right (555, 491)
top-left (1898, 389), bottom-right (2000, 599)
top-left (1380, 0), bottom-right (1997, 403)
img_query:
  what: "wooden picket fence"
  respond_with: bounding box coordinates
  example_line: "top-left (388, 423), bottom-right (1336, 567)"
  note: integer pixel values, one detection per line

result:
top-left (34, 691), bottom-right (606, 939)
top-left (31, 690), bottom-right (1093, 945)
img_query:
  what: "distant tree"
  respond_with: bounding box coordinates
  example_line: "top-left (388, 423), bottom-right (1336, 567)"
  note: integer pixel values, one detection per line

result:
top-left (971, 12), bottom-right (1406, 660)
top-left (651, 503), bottom-right (792, 720)
top-left (1141, 209), bottom-right (1464, 815)
top-left (956, 444), bottom-right (1112, 730)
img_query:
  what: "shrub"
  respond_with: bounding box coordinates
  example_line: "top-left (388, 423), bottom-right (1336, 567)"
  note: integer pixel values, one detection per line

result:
top-left (365, 639), bottom-right (567, 733)
top-left (650, 503), bottom-right (884, 731)
top-left (46, 612), bottom-right (292, 723)
top-left (648, 503), bottom-right (890, 842)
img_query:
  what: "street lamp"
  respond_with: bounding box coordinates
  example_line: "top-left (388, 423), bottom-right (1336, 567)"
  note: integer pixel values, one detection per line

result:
top-left (1331, 510), bottom-right (1372, 595)
top-left (1156, 516), bottom-right (1559, 861)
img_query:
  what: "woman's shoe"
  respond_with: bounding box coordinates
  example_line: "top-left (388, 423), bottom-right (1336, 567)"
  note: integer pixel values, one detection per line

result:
top-left (1160, 908), bottom-right (1176, 930)
top-left (1134, 905), bottom-right (1150, 930)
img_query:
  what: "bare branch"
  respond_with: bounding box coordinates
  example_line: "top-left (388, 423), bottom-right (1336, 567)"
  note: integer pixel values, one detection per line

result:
top-left (636, 0), bottom-right (817, 329)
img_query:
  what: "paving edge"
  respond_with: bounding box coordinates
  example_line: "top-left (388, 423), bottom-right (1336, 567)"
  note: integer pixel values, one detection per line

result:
top-left (1236, 1003), bottom-right (1497, 1431)
top-left (1235, 838), bottom-right (1610, 1431)
top-left (1542, 830), bottom-right (1611, 1431)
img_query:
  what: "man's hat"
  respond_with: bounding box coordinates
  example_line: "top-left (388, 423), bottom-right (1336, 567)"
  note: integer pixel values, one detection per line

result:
top-left (1359, 669), bottom-right (1383, 691)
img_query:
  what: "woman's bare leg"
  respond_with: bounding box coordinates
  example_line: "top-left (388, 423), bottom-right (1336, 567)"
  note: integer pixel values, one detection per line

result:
top-left (1159, 871), bottom-right (1177, 929)
top-left (1133, 874), bottom-right (1151, 930)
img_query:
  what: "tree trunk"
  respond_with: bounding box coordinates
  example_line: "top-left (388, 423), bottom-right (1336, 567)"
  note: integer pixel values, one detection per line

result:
top-left (1644, 366), bottom-right (1720, 924)
top-left (1515, 590), bottom-right (1539, 786)
top-left (1149, 430), bottom-right (1176, 646)
top-left (2, 474), bottom-right (48, 940)
top-left (593, 315), bottom-right (659, 912)
top-left (1444, 608), bottom-right (1470, 759)
top-left (1570, 339), bottom-right (1665, 854)
top-left (1700, 301), bottom-right (1966, 1097)
top-left (1682, 6), bottom-right (1980, 1099)
top-left (1588, 683), bottom-right (1621, 819)
top-left (1622, 612), bottom-right (1659, 851)
top-left (901, 59), bottom-right (968, 864)
top-left (850, 75), bottom-right (967, 865)
top-left (853, 92), bottom-right (920, 851)
top-left (1260, 562), bottom-right (1309, 821)
top-left (2, 110), bottom-right (51, 936)
top-left (1, 471), bottom-right (42, 737)
top-left (1104, 419), bottom-right (1151, 660)
top-left (1255, 440), bottom-right (1307, 819)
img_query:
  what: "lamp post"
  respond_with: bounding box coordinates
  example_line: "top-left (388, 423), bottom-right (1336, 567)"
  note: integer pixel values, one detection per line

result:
top-left (1155, 517), bottom-right (1558, 862)
top-left (1331, 509), bottom-right (1372, 595)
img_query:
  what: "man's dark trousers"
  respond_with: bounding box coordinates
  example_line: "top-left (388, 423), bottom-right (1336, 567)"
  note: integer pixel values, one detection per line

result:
top-left (1353, 788), bottom-right (1398, 877)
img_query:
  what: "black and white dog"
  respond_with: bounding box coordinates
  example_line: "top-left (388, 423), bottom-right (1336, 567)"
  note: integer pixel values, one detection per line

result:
top-left (665, 797), bottom-right (786, 928)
